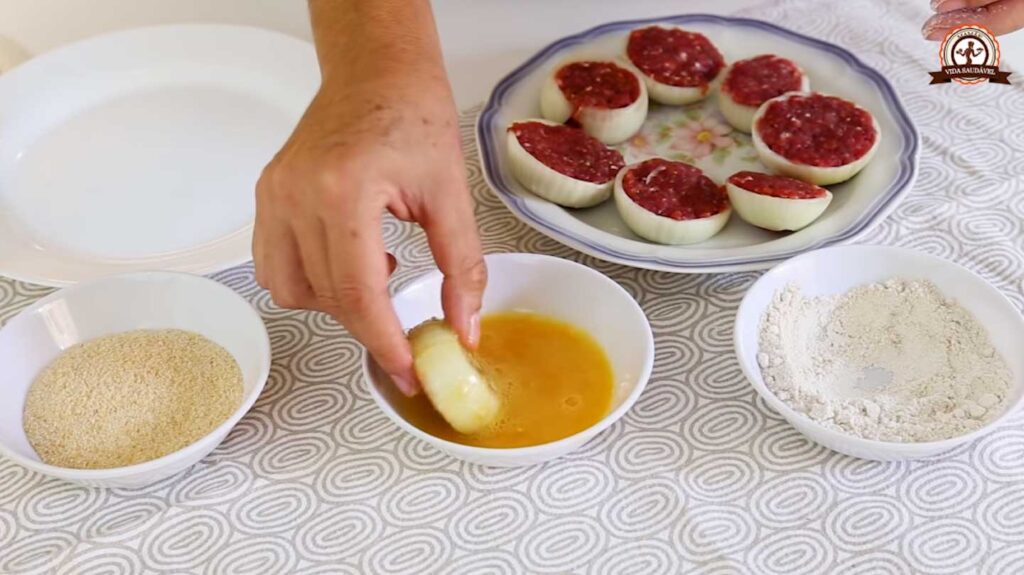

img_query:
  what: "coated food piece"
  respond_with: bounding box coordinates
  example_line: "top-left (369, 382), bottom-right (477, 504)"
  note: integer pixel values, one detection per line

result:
top-left (408, 320), bottom-right (501, 435)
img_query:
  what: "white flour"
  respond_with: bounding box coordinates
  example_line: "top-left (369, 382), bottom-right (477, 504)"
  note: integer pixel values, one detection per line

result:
top-left (759, 279), bottom-right (1012, 442)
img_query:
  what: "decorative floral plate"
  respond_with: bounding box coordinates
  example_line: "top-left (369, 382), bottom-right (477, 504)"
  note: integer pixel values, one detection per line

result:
top-left (476, 14), bottom-right (919, 273)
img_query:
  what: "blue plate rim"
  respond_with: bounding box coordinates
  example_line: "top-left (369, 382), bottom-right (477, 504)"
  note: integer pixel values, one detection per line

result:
top-left (476, 13), bottom-right (920, 271)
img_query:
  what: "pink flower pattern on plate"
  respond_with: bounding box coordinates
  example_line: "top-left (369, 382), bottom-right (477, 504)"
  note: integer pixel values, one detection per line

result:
top-left (625, 129), bottom-right (659, 157)
top-left (670, 117), bottom-right (735, 158)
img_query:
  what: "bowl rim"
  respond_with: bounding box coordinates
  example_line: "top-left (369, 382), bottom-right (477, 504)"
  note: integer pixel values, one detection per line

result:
top-left (734, 244), bottom-right (1024, 451)
top-left (0, 270), bottom-right (271, 479)
top-left (364, 252), bottom-right (655, 456)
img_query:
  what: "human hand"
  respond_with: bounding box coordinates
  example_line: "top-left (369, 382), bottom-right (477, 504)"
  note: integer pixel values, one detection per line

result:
top-left (924, 0), bottom-right (1024, 40)
top-left (253, 72), bottom-right (486, 396)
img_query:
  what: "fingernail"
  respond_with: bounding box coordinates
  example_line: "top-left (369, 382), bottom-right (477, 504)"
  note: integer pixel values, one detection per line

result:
top-left (468, 313), bottom-right (481, 348)
top-left (933, 0), bottom-right (967, 12)
top-left (925, 6), bottom-right (988, 32)
top-left (392, 374), bottom-right (418, 397)
top-left (922, 17), bottom-right (951, 41)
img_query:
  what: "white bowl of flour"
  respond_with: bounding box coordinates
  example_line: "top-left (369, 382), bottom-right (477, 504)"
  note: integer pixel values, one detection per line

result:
top-left (735, 245), bottom-right (1024, 460)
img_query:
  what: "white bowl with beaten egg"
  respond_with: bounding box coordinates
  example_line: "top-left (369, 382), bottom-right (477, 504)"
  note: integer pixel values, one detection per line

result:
top-left (735, 245), bottom-right (1024, 461)
top-left (0, 272), bottom-right (270, 487)
top-left (364, 253), bottom-right (654, 467)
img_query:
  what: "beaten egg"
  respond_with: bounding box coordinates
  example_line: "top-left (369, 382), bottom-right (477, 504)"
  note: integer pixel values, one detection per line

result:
top-left (384, 311), bottom-right (614, 448)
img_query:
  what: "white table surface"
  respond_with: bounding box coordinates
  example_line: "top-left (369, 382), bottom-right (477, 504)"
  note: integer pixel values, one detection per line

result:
top-left (1, 0), bottom-right (1020, 109)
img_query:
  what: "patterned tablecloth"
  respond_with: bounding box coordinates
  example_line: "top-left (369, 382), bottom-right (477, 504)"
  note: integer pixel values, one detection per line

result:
top-left (3, 0), bottom-right (1024, 573)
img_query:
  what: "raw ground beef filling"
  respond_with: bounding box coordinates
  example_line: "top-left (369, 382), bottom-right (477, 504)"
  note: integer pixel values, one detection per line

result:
top-left (510, 121), bottom-right (624, 183)
top-left (622, 158), bottom-right (728, 220)
top-left (723, 55), bottom-right (804, 106)
top-left (554, 61), bottom-right (640, 110)
top-left (728, 171), bottom-right (828, 199)
top-left (756, 93), bottom-right (877, 167)
top-left (626, 26), bottom-right (724, 88)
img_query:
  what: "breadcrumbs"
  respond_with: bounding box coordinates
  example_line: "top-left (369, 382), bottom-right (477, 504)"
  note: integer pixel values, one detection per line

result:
top-left (23, 329), bottom-right (243, 469)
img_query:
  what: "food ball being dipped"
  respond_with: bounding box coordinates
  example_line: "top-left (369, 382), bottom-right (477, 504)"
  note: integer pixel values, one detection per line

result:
top-left (625, 25), bottom-right (725, 105)
top-left (540, 60), bottom-right (648, 144)
top-left (408, 320), bottom-right (500, 435)
top-left (506, 119), bottom-right (624, 208)
top-left (726, 170), bottom-right (832, 231)
top-left (390, 311), bottom-right (617, 450)
top-left (752, 92), bottom-right (880, 186)
top-left (614, 158), bottom-right (731, 245)
top-left (718, 54), bottom-right (809, 133)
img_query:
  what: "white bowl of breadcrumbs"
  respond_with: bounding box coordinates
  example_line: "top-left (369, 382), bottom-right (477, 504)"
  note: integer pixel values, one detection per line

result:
top-left (0, 272), bottom-right (270, 488)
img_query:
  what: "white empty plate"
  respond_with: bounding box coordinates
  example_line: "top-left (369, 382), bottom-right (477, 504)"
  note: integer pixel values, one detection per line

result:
top-left (0, 24), bottom-right (319, 286)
